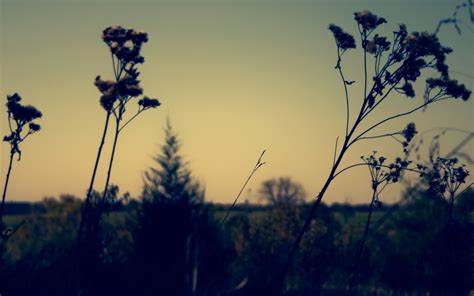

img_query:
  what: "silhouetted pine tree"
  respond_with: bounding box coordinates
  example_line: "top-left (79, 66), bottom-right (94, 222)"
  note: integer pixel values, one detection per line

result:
top-left (142, 118), bottom-right (203, 204)
top-left (135, 119), bottom-right (210, 296)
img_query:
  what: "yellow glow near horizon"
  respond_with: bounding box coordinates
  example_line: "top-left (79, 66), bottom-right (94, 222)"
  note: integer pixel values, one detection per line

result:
top-left (1, 0), bottom-right (473, 204)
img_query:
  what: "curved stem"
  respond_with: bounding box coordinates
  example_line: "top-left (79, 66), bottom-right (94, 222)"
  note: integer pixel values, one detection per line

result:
top-left (333, 163), bottom-right (366, 179)
top-left (356, 131), bottom-right (402, 142)
top-left (362, 30), bottom-right (368, 109)
top-left (335, 49), bottom-right (351, 137)
top-left (351, 97), bottom-right (450, 146)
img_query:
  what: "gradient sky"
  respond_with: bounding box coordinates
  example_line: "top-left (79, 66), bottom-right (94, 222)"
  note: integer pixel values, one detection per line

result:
top-left (1, 0), bottom-right (473, 204)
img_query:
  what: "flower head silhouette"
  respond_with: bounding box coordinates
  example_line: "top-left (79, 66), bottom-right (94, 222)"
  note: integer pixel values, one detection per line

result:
top-left (354, 10), bottom-right (386, 31)
top-left (138, 96), bottom-right (161, 109)
top-left (3, 93), bottom-right (42, 159)
top-left (1, 93), bottom-right (42, 242)
top-left (102, 26), bottom-right (148, 66)
top-left (329, 24), bottom-right (356, 51)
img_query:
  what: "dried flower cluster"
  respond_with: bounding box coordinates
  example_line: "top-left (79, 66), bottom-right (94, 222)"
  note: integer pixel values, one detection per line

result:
top-left (425, 77), bottom-right (471, 101)
top-left (138, 96), bottom-right (162, 109)
top-left (418, 157), bottom-right (470, 197)
top-left (363, 153), bottom-right (411, 186)
top-left (3, 93), bottom-right (42, 159)
top-left (328, 24), bottom-right (356, 51)
top-left (94, 26), bottom-right (159, 112)
top-left (366, 34), bottom-right (390, 55)
top-left (360, 152), bottom-right (414, 210)
top-left (329, 11), bottom-right (470, 104)
top-left (102, 26), bottom-right (148, 65)
top-left (354, 10), bottom-right (387, 32)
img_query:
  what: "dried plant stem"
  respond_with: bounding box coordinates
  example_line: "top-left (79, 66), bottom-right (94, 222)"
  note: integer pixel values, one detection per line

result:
top-left (335, 51), bottom-right (350, 137)
top-left (219, 150), bottom-right (265, 227)
top-left (0, 153), bottom-right (14, 226)
top-left (277, 144), bottom-right (350, 293)
top-left (76, 111), bottom-right (112, 245)
top-left (345, 189), bottom-right (377, 296)
top-left (275, 56), bottom-right (377, 287)
top-left (0, 152), bottom-right (14, 262)
top-left (71, 111), bottom-right (112, 296)
top-left (97, 117), bottom-right (121, 218)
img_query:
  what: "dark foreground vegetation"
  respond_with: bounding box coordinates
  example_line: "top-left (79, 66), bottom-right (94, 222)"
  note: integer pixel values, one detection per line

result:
top-left (1, 184), bottom-right (473, 295)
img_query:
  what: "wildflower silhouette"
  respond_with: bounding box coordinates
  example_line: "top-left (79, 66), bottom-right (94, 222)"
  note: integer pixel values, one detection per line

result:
top-left (1, 93), bottom-right (42, 263)
top-left (345, 152), bottom-right (420, 295)
top-left (77, 26), bottom-right (160, 254)
top-left (418, 157), bottom-right (471, 224)
top-left (276, 10), bottom-right (471, 291)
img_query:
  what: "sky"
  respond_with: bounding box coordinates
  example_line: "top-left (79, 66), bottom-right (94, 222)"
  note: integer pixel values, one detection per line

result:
top-left (1, 0), bottom-right (473, 204)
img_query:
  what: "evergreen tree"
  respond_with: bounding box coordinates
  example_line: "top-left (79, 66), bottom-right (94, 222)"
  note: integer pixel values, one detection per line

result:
top-left (142, 118), bottom-right (203, 204)
top-left (135, 119), bottom-right (207, 296)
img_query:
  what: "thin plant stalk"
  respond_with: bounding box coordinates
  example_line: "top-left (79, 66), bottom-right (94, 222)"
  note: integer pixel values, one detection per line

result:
top-left (98, 99), bottom-right (152, 208)
top-left (345, 189), bottom-right (377, 296)
top-left (76, 111), bottom-right (112, 245)
top-left (97, 115), bottom-right (121, 218)
top-left (0, 153), bottom-right (15, 262)
top-left (274, 136), bottom-right (350, 292)
top-left (0, 152), bottom-right (15, 227)
top-left (219, 150), bottom-right (266, 227)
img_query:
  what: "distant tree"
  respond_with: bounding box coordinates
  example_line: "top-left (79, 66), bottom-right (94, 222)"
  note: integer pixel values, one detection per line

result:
top-left (259, 177), bottom-right (305, 211)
